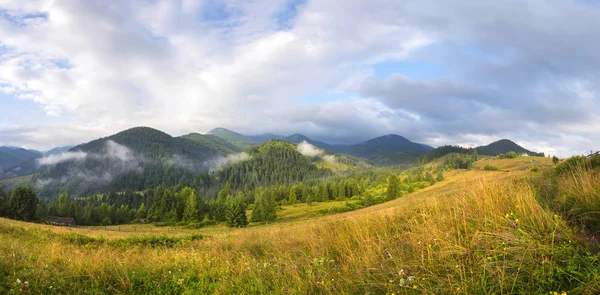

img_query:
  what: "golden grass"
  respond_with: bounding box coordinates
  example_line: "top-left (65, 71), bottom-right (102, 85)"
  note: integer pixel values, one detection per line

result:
top-left (1, 157), bottom-right (598, 294)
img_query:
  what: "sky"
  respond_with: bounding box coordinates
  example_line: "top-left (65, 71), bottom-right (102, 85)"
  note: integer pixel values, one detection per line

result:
top-left (0, 0), bottom-right (599, 157)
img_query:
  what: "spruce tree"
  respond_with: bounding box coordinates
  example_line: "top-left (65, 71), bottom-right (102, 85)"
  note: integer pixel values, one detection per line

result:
top-left (182, 188), bottom-right (199, 222)
top-left (386, 174), bottom-right (400, 201)
top-left (225, 192), bottom-right (248, 228)
top-left (9, 186), bottom-right (38, 221)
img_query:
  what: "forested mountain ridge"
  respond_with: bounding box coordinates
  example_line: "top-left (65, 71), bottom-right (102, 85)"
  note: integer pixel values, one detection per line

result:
top-left (207, 128), bottom-right (256, 150)
top-left (0, 147), bottom-right (42, 170)
top-left (206, 140), bottom-right (330, 192)
top-left (339, 134), bottom-right (434, 166)
top-left (419, 139), bottom-right (544, 164)
top-left (179, 133), bottom-right (240, 154)
top-left (0, 147), bottom-right (43, 180)
top-left (476, 139), bottom-right (543, 156)
top-left (43, 145), bottom-right (75, 157)
top-left (33, 127), bottom-right (233, 198)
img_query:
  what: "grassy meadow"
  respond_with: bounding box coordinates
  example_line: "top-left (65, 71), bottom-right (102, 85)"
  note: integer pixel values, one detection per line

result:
top-left (1, 156), bottom-right (599, 294)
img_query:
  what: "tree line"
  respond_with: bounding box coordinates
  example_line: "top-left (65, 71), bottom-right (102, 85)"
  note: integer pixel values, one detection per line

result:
top-left (1, 167), bottom-right (444, 228)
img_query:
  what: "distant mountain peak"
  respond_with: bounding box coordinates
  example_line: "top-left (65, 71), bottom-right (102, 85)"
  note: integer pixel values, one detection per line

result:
top-left (476, 138), bottom-right (542, 156)
top-left (207, 127), bottom-right (256, 150)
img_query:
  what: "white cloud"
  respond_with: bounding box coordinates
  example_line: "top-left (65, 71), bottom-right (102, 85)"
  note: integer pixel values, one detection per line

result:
top-left (297, 140), bottom-right (336, 162)
top-left (297, 140), bottom-right (323, 157)
top-left (0, 0), bottom-right (598, 157)
top-left (38, 150), bottom-right (87, 166)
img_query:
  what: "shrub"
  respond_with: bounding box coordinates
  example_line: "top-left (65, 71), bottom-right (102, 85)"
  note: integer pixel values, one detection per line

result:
top-left (483, 164), bottom-right (499, 171)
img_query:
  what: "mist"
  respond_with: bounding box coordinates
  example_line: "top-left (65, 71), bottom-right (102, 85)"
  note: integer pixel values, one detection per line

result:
top-left (204, 152), bottom-right (251, 171)
top-left (297, 141), bottom-right (337, 163)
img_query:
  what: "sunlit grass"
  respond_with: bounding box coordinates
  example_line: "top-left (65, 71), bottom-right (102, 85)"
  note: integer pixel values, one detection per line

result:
top-left (1, 157), bottom-right (598, 294)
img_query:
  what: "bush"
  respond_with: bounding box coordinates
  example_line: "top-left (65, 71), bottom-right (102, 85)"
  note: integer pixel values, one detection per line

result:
top-left (483, 164), bottom-right (499, 171)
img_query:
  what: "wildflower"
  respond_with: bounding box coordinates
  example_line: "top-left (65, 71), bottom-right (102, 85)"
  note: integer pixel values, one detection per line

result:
top-left (413, 285), bottom-right (417, 289)
top-left (16, 279), bottom-right (21, 284)
top-left (591, 236), bottom-right (596, 241)
top-left (557, 233), bottom-right (561, 238)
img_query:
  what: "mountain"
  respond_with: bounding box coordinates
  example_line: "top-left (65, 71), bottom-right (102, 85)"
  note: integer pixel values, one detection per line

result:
top-left (43, 145), bottom-right (75, 157)
top-left (248, 133), bottom-right (284, 143)
top-left (179, 133), bottom-right (240, 153)
top-left (0, 147), bottom-right (43, 180)
top-left (207, 128), bottom-right (256, 150)
top-left (282, 134), bottom-right (343, 152)
top-left (213, 139), bottom-right (329, 191)
top-left (341, 134), bottom-right (434, 166)
top-left (419, 140), bottom-right (544, 164)
top-left (34, 127), bottom-right (233, 198)
top-left (476, 139), bottom-right (543, 156)
top-left (0, 147), bottom-right (42, 170)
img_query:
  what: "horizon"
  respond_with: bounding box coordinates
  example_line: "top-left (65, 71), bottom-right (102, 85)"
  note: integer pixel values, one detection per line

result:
top-left (1, 1), bottom-right (599, 157)
top-left (1, 125), bottom-right (547, 156)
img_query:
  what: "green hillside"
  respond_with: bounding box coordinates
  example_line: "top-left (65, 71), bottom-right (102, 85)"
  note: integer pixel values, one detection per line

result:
top-left (34, 127), bottom-right (230, 198)
top-left (476, 139), bottom-right (544, 156)
top-left (179, 133), bottom-right (240, 154)
top-left (207, 128), bottom-right (256, 150)
top-left (342, 134), bottom-right (434, 166)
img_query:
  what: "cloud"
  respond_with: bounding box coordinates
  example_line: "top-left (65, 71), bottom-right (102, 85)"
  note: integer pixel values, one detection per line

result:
top-left (38, 150), bottom-right (87, 166)
top-left (36, 140), bottom-right (141, 187)
top-left (0, 0), bottom-right (599, 157)
top-left (297, 141), bottom-right (336, 162)
top-left (297, 140), bottom-right (323, 157)
top-left (204, 152), bottom-right (251, 171)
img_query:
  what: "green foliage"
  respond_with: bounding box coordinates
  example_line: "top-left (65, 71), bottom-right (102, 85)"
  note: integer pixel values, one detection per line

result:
top-left (552, 156), bottom-right (560, 164)
top-left (207, 127), bottom-right (256, 150)
top-left (506, 151), bottom-right (519, 158)
top-left (386, 174), bottom-right (400, 201)
top-left (436, 170), bottom-right (444, 181)
top-left (9, 186), bottom-right (38, 221)
top-left (179, 133), bottom-right (240, 153)
top-left (477, 139), bottom-right (543, 156)
top-left (342, 134), bottom-right (433, 166)
top-left (444, 153), bottom-right (476, 169)
top-left (554, 154), bottom-right (600, 175)
top-left (225, 192), bottom-right (248, 228)
top-left (251, 189), bottom-right (277, 223)
top-left (181, 187), bottom-right (200, 222)
top-left (483, 164), bottom-right (499, 171)
top-left (419, 145), bottom-right (473, 164)
top-left (0, 187), bottom-right (7, 216)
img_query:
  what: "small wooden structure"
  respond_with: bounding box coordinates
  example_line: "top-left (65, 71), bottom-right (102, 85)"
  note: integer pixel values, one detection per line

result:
top-left (45, 216), bottom-right (76, 227)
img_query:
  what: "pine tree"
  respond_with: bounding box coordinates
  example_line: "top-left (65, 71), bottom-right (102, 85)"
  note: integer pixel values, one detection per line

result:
top-left (386, 174), bottom-right (400, 201)
top-left (136, 203), bottom-right (147, 220)
top-left (288, 185), bottom-right (297, 204)
top-left (436, 170), bottom-right (444, 181)
top-left (182, 188), bottom-right (199, 222)
top-left (306, 194), bottom-right (313, 206)
top-left (9, 186), bottom-right (38, 221)
top-left (363, 192), bottom-right (375, 206)
top-left (225, 192), bottom-right (248, 228)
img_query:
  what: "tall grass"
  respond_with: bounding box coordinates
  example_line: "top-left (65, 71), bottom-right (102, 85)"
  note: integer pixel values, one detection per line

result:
top-left (1, 174), bottom-right (599, 294)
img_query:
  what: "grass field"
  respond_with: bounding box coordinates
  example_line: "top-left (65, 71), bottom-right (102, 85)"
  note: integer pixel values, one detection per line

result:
top-left (1, 156), bottom-right (599, 294)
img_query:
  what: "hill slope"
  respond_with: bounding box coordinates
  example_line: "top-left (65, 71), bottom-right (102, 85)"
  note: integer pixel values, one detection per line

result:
top-left (0, 147), bottom-right (41, 170)
top-left (34, 127), bottom-right (231, 197)
top-left (207, 128), bottom-right (256, 150)
top-left (342, 134), bottom-right (434, 165)
top-left (476, 139), bottom-right (543, 156)
top-left (179, 133), bottom-right (240, 154)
